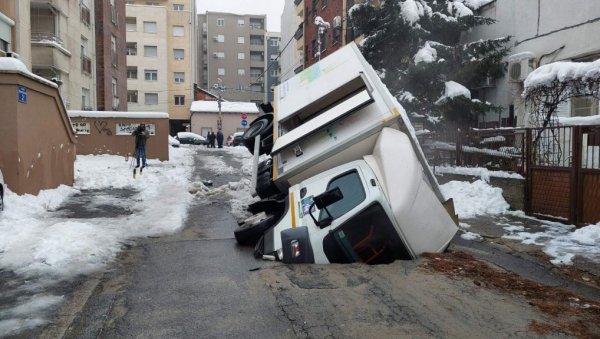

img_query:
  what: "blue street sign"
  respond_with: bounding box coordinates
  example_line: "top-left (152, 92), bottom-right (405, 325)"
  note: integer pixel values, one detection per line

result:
top-left (241, 119), bottom-right (248, 127)
top-left (18, 86), bottom-right (27, 104)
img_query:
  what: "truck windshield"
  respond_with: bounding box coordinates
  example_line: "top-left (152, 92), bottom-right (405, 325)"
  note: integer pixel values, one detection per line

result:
top-left (318, 170), bottom-right (365, 222)
top-left (322, 203), bottom-right (412, 264)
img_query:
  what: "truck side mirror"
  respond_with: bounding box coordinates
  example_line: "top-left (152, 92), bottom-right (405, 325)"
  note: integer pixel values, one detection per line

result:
top-left (309, 187), bottom-right (343, 228)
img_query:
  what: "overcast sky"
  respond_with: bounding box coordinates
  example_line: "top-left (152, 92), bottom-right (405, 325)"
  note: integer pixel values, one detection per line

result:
top-left (196, 0), bottom-right (284, 32)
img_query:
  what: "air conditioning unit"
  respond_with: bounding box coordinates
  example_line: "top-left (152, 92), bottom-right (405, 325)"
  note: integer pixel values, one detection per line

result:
top-left (508, 58), bottom-right (534, 83)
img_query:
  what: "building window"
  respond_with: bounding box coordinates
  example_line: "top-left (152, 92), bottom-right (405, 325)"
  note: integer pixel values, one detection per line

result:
top-left (81, 88), bottom-right (90, 109)
top-left (173, 4), bottom-right (184, 10)
top-left (144, 21), bottom-right (157, 33)
top-left (270, 54), bottom-right (278, 61)
top-left (112, 77), bottom-right (118, 96)
top-left (144, 45), bottom-right (157, 57)
top-left (174, 95), bottom-right (185, 106)
top-left (145, 93), bottom-right (158, 105)
top-left (238, 68), bottom-right (245, 76)
top-left (270, 69), bottom-right (280, 77)
top-left (81, 37), bottom-right (91, 74)
top-left (110, 0), bottom-right (118, 24)
top-left (173, 25), bottom-right (184, 37)
top-left (237, 36), bottom-right (245, 44)
top-left (111, 35), bottom-right (117, 66)
top-left (144, 69), bottom-right (158, 81)
top-left (127, 66), bottom-right (138, 79)
top-left (128, 90), bottom-right (138, 103)
top-left (126, 17), bottom-right (136, 31)
top-left (126, 42), bottom-right (137, 55)
top-left (238, 52), bottom-right (245, 60)
top-left (81, 3), bottom-right (91, 26)
top-left (174, 49), bottom-right (184, 60)
top-left (270, 39), bottom-right (279, 47)
top-left (238, 19), bottom-right (244, 26)
top-left (217, 18), bottom-right (224, 26)
top-left (214, 52), bottom-right (225, 58)
top-left (218, 68), bottom-right (225, 75)
top-left (146, 2), bottom-right (159, 6)
top-left (216, 34), bottom-right (225, 42)
top-left (174, 72), bottom-right (185, 83)
top-left (572, 97), bottom-right (599, 117)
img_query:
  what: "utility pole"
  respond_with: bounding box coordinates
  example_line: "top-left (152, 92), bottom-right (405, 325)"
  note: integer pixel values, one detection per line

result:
top-left (213, 78), bottom-right (225, 130)
top-left (314, 16), bottom-right (330, 61)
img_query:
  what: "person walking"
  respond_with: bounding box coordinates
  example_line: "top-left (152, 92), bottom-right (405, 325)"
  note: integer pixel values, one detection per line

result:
top-left (132, 123), bottom-right (149, 176)
top-left (217, 130), bottom-right (224, 148)
top-left (210, 131), bottom-right (216, 148)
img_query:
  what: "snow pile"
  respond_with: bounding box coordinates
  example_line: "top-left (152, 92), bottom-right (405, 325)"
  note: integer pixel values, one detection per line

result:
top-left (435, 81), bottom-right (471, 104)
top-left (435, 166), bottom-right (524, 182)
top-left (459, 0), bottom-right (494, 10)
top-left (414, 42), bottom-right (437, 64)
top-left (0, 294), bottom-right (64, 336)
top-left (461, 231), bottom-right (482, 241)
top-left (0, 146), bottom-right (195, 279)
top-left (401, 0), bottom-right (432, 25)
top-left (447, 1), bottom-right (473, 17)
top-left (440, 180), bottom-right (510, 218)
top-left (524, 59), bottom-right (600, 94)
top-left (0, 57), bottom-right (57, 88)
top-left (559, 115), bottom-right (600, 126)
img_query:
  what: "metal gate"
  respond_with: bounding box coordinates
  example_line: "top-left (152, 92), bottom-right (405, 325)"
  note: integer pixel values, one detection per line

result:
top-left (526, 125), bottom-right (600, 225)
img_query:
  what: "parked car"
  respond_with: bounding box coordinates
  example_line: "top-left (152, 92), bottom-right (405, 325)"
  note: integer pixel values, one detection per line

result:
top-left (0, 169), bottom-right (5, 212)
top-left (176, 132), bottom-right (207, 145)
top-left (232, 131), bottom-right (244, 146)
top-left (168, 135), bottom-right (180, 147)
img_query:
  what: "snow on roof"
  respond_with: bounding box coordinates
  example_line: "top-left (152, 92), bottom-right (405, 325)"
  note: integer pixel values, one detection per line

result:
top-left (524, 59), bottom-right (600, 94)
top-left (414, 42), bottom-right (437, 65)
top-left (190, 101), bottom-right (259, 113)
top-left (559, 115), bottom-right (600, 126)
top-left (435, 81), bottom-right (471, 104)
top-left (0, 57), bottom-right (58, 88)
top-left (68, 111), bottom-right (169, 119)
top-left (507, 51), bottom-right (535, 63)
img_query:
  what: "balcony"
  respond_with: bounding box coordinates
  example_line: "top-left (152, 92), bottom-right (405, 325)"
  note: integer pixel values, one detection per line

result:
top-left (81, 55), bottom-right (92, 75)
top-left (31, 32), bottom-right (64, 47)
top-left (31, 41), bottom-right (71, 73)
top-left (250, 43), bottom-right (264, 52)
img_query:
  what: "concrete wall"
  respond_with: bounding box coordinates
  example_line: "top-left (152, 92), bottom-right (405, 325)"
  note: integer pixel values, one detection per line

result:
top-left (465, 0), bottom-right (600, 127)
top-left (191, 111), bottom-right (258, 138)
top-left (69, 116), bottom-right (169, 161)
top-left (0, 72), bottom-right (76, 195)
top-left (436, 173), bottom-right (525, 211)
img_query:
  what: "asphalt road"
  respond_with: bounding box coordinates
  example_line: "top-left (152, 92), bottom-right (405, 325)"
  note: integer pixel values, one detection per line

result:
top-left (28, 147), bottom-right (597, 338)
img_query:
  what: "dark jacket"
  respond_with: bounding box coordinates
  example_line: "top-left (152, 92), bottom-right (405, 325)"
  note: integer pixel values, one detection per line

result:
top-left (132, 129), bottom-right (149, 148)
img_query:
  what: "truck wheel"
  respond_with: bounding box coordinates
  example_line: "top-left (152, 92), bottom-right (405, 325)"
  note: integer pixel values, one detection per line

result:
top-left (256, 170), bottom-right (281, 199)
top-left (234, 213), bottom-right (276, 246)
top-left (243, 114), bottom-right (273, 155)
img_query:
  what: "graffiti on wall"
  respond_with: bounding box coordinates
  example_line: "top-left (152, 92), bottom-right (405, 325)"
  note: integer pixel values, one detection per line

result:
top-left (71, 121), bottom-right (90, 134)
top-left (94, 121), bottom-right (113, 136)
top-left (116, 123), bottom-right (156, 136)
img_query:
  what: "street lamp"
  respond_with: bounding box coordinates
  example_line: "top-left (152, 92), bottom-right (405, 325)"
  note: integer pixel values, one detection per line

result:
top-left (212, 78), bottom-right (225, 130)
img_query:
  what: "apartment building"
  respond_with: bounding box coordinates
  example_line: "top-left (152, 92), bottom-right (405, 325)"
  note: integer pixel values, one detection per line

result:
top-left (303, 0), bottom-right (350, 69)
top-left (126, 0), bottom-right (197, 134)
top-left (197, 12), bottom-right (266, 103)
top-left (95, 0), bottom-right (127, 111)
top-left (265, 32), bottom-right (281, 102)
top-left (29, 0), bottom-right (97, 110)
top-left (0, 1), bottom-right (32, 68)
top-left (280, 0), bottom-right (305, 82)
top-left (465, 0), bottom-right (600, 127)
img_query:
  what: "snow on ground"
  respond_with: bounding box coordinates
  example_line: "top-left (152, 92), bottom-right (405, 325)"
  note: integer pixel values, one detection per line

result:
top-left (442, 177), bottom-right (600, 265)
top-left (434, 165), bottom-right (524, 182)
top-left (0, 146), bottom-right (196, 335)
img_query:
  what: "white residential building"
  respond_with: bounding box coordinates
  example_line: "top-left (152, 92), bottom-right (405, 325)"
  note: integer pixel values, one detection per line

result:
top-left (466, 0), bottom-right (600, 127)
top-left (280, 0), bottom-right (304, 82)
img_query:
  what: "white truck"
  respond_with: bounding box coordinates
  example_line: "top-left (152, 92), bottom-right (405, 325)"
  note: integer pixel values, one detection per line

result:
top-left (235, 43), bottom-right (457, 264)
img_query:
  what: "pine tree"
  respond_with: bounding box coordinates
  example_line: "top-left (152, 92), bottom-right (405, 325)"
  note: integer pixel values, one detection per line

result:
top-left (349, 0), bottom-right (511, 128)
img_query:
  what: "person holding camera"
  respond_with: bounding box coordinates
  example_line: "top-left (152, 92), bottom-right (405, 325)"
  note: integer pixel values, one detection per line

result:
top-left (132, 123), bottom-right (150, 170)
